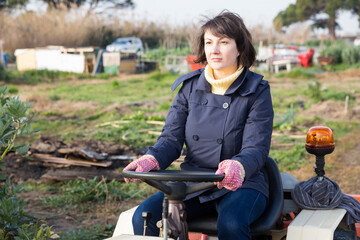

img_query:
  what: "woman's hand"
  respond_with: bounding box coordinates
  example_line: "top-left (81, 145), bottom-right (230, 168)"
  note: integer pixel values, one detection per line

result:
top-left (215, 160), bottom-right (245, 191)
top-left (123, 155), bottom-right (159, 183)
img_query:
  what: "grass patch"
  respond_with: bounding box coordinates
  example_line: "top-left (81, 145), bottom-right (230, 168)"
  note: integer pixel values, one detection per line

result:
top-left (92, 119), bottom-right (162, 149)
top-left (325, 120), bottom-right (359, 139)
top-left (302, 79), bottom-right (355, 103)
top-left (7, 85), bottom-right (19, 94)
top-left (31, 118), bottom-right (83, 136)
top-left (59, 224), bottom-right (114, 240)
top-left (323, 89), bottom-right (355, 102)
top-left (40, 177), bottom-right (155, 208)
top-left (271, 83), bottom-right (310, 110)
top-left (46, 72), bottom-right (179, 105)
top-left (331, 62), bottom-right (360, 71)
top-left (0, 68), bottom-right (115, 85)
top-left (271, 144), bottom-right (308, 171)
top-left (90, 112), bottom-right (165, 149)
top-left (23, 180), bottom-right (58, 192)
top-left (275, 67), bottom-right (316, 79)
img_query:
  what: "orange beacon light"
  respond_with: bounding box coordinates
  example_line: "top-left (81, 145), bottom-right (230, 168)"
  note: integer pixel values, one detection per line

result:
top-left (305, 126), bottom-right (335, 180)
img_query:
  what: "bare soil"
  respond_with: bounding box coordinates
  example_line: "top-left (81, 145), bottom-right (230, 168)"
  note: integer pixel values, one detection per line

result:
top-left (277, 69), bottom-right (360, 194)
top-left (2, 71), bottom-right (360, 236)
top-left (2, 136), bottom-right (141, 236)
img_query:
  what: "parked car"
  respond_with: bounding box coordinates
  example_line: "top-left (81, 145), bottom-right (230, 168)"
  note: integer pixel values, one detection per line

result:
top-left (106, 37), bottom-right (144, 52)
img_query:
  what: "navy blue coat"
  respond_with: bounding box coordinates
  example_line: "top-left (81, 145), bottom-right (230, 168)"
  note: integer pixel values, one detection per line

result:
top-left (146, 67), bottom-right (274, 202)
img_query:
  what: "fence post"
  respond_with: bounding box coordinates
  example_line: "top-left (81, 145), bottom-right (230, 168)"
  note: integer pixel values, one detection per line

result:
top-left (0, 39), bottom-right (4, 67)
top-left (344, 95), bottom-right (349, 114)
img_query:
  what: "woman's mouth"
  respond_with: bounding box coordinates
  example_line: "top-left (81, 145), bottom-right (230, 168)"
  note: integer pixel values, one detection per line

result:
top-left (211, 58), bottom-right (222, 62)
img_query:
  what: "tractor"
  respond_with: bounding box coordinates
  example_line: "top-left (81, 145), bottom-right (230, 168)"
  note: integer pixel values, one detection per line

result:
top-left (106, 126), bottom-right (360, 240)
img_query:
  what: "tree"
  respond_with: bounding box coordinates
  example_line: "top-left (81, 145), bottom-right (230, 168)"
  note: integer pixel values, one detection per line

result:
top-left (42, 0), bottom-right (134, 11)
top-left (345, 0), bottom-right (360, 26)
top-left (0, 0), bottom-right (134, 11)
top-left (273, 0), bottom-right (345, 40)
top-left (0, 0), bottom-right (27, 10)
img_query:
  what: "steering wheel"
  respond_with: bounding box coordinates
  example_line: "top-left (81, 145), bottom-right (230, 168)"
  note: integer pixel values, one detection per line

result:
top-left (122, 170), bottom-right (224, 240)
top-left (122, 170), bottom-right (224, 199)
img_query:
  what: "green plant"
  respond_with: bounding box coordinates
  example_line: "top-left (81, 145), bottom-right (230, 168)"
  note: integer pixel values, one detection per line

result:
top-left (273, 104), bottom-right (295, 129)
top-left (60, 224), bottom-right (114, 240)
top-left (305, 39), bottom-right (321, 47)
top-left (7, 86), bottom-right (19, 94)
top-left (111, 80), bottom-right (120, 88)
top-left (49, 94), bottom-right (60, 101)
top-left (341, 46), bottom-right (360, 65)
top-left (320, 42), bottom-right (347, 64)
top-left (0, 179), bottom-right (27, 239)
top-left (306, 80), bottom-right (322, 102)
top-left (144, 46), bottom-right (191, 66)
top-left (0, 86), bottom-right (54, 240)
top-left (15, 221), bottom-right (59, 240)
top-left (0, 85), bottom-right (39, 163)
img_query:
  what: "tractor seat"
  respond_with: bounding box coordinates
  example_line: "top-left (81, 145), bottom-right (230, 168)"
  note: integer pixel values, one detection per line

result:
top-left (187, 157), bottom-right (284, 236)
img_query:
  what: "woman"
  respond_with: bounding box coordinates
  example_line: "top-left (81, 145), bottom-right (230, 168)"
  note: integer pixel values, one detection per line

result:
top-left (124, 11), bottom-right (274, 240)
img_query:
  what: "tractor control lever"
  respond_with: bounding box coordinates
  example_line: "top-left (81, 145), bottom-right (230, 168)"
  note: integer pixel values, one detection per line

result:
top-left (142, 211), bottom-right (152, 236)
top-left (162, 197), bottom-right (169, 240)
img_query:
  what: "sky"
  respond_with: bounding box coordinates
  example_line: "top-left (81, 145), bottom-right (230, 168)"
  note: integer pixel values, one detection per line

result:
top-left (124, 0), bottom-right (360, 36)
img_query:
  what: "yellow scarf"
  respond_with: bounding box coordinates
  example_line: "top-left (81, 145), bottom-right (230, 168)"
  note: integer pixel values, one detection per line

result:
top-left (204, 65), bottom-right (243, 95)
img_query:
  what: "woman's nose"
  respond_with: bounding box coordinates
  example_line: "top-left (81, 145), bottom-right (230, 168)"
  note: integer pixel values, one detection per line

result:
top-left (211, 44), bottom-right (220, 53)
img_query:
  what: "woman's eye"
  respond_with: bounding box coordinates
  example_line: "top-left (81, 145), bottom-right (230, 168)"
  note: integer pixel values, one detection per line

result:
top-left (221, 41), bottom-right (228, 44)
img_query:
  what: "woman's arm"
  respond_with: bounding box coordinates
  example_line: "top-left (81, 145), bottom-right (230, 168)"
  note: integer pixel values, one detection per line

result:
top-left (146, 85), bottom-right (189, 170)
top-left (231, 83), bottom-right (274, 179)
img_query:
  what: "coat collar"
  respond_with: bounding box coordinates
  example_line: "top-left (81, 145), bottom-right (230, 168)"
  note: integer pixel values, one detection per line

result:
top-left (194, 67), bottom-right (264, 96)
top-left (170, 67), bottom-right (264, 97)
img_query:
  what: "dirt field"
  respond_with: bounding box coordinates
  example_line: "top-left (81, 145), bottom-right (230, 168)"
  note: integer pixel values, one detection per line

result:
top-left (274, 69), bottom-right (360, 194)
top-left (2, 69), bottom-right (360, 236)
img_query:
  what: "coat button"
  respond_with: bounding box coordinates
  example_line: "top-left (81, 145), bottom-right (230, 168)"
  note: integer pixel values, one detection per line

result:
top-left (201, 98), bottom-right (208, 105)
top-left (193, 135), bottom-right (199, 141)
top-left (217, 138), bottom-right (223, 144)
top-left (223, 102), bottom-right (229, 109)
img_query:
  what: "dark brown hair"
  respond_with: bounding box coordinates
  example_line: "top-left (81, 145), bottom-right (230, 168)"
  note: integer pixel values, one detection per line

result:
top-left (193, 11), bottom-right (256, 67)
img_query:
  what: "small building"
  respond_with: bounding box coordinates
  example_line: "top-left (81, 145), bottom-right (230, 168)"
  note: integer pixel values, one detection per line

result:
top-left (14, 46), bottom-right (96, 73)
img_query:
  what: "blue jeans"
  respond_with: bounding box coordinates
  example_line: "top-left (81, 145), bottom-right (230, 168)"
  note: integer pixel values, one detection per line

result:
top-left (132, 188), bottom-right (267, 240)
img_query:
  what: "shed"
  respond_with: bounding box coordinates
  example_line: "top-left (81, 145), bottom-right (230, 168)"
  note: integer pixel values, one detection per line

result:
top-left (14, 46), bottom-right (96, 73)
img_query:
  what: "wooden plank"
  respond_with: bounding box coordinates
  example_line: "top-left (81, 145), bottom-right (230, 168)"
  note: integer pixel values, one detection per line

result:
top-left (32, 154), bottom-right (112, 167)
top-left (73, 147), bottom-right (107, 161)
top-left (41, 169), bottom-right (124, 182)
top-left (57, 148), bottom-right (75, 154)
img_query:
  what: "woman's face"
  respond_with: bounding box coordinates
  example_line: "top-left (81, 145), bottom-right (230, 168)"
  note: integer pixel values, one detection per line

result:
top-left (204, 30), bottom-right (239, 78)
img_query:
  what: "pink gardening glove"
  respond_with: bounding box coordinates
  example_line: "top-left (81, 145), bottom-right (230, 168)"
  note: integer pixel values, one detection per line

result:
top-left (123, 155), bottom-right (159, 183)
top-left (215, 160), bottom-right (245, 191)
